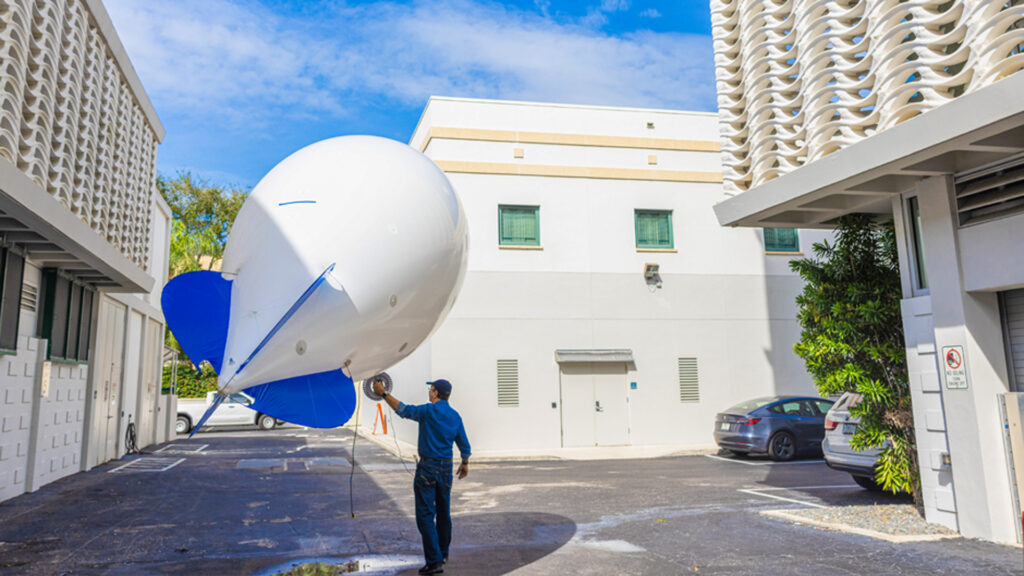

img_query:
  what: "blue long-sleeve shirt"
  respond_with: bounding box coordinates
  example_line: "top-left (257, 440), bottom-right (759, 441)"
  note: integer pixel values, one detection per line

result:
top-left (395, 400), bottom-right (471, 460)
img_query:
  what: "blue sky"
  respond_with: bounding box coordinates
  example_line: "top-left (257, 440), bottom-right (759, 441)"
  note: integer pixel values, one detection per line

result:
top-left (106, 0), bottom-right (717, 190)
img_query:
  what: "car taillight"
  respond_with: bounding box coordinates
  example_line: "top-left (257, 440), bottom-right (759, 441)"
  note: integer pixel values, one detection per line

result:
top-left (824, 418), bottom-right (839, 430)
top-left (736, 418), bottom-right (761, 426)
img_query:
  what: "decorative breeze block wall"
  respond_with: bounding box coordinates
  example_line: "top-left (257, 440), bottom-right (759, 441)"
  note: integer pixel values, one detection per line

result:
top-left (0, 0), bottom-right (158, 270)
top-left (711, 0), bottom-right (1024, 193)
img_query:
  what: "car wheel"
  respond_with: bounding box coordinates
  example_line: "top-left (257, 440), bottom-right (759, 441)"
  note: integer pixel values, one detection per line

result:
top-left (768, 431), bottom-right (796, 461)
top-left (852, 474), bottom-right (882, 491)
top-left (176, 415), bottom-right (191, 435)
top-left (257, 414), bottom-right (276, 430)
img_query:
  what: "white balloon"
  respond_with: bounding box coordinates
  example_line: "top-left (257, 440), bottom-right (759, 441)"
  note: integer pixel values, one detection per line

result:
top-left (215, 135), bottom-right (468, 393)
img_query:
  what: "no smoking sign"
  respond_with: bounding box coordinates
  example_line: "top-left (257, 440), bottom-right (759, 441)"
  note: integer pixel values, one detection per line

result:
top-left (941, 345), bottom-right (968, 390)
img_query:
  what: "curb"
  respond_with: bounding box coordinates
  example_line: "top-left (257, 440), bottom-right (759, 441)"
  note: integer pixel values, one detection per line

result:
top-left (761, 509), bottom-right (960, 543)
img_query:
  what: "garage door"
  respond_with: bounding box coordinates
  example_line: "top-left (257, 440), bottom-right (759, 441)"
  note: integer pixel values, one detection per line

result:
top-left (1003, 289), bottom-right (1024, 392)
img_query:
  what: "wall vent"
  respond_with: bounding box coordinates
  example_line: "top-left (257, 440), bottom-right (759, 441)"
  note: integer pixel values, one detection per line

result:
top-left (497, 359), bottom-right (520, 407)
top-left (20, 283), bottom-right (37, 312)
top-left (678, 357), bottom-right (699, 403)
top-left (956, 158), bottom-right (1024, 226)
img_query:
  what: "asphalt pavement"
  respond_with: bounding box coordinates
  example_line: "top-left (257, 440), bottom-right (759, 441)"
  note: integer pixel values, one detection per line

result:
top-left (0, 427), bottom-right (1017, 575)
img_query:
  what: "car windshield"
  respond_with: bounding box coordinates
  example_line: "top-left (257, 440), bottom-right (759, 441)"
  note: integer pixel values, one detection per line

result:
top-left (726, 397), bottom-right (777, 412)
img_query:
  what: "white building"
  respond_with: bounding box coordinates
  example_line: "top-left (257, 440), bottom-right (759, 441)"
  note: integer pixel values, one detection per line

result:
top-left (710, 0), bottom-right (1024, 543)
top-left (0, 0), bottom-right (172, 502)
top-left (361, 97), bottom-right (828, 457)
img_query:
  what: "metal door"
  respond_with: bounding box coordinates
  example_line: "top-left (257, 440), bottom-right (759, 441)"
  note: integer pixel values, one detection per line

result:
top-left (559, 363), bottom-right (595, 447)
top-left (559, 362), bottom-right (630, 447)
top-left (593, 363), bottom-right (629, 446)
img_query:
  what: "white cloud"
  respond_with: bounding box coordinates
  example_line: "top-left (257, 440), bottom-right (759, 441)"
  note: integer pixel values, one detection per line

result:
top-left (105, 0), bottom-right (716, 132)
top-left (640, 8), bottom-right (662, 19)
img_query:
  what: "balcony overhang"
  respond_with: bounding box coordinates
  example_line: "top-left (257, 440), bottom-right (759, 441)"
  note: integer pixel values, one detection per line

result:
top-left (0, 159), bottom-right (154, 293)
top-left (714, 72), bottom-right (1024, 229)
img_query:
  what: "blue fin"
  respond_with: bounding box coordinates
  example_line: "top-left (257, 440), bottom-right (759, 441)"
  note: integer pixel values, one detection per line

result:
top-left (243, 369), bottom-right (356, 428)
top-left (188, 394), bottom-right (227, 438)
top-left (160, 271), bottom-right (232, 374)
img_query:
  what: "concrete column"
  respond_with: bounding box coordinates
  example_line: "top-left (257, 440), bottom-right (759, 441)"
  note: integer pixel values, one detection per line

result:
top-left (915, 175), bottom-right (1016, 543)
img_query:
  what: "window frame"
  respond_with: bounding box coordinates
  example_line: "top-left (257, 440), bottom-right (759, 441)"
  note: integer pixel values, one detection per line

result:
top-left (634, 209), bottom-right (674, 250)
top-left (0, 245), bottom-right (25, 355)
top-left (763, 227), bottom-right (800, 253)
top-left (39, 268), bottom-right (94, 363)
top-left (907, 195), bottom-right (930, 293)
top-left (498, 204), bottom-right (541, 247)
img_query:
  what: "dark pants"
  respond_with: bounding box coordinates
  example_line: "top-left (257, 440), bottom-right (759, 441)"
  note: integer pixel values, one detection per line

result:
top-left (414, 458), bottom-right (453, 564)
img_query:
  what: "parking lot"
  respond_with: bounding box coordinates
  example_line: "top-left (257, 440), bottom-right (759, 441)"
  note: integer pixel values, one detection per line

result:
top-left (0, 427), bottom-right (1017, 575)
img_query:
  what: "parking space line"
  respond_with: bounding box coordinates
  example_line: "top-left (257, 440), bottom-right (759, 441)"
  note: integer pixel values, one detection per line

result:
top-left (754, 485), bottom-right (859, 491)
top-left (704, 454), bottom-right (824, 466)
top-left (738, 488), bottom-right (828, 509)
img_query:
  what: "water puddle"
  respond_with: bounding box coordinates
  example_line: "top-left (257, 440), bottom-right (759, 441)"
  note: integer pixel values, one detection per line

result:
top-left (253, 554), bottom-right (421, 575)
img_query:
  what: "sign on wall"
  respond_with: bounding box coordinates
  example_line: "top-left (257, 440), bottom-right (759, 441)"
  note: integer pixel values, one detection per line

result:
top-left (942, 345), bottom-right (968, 390)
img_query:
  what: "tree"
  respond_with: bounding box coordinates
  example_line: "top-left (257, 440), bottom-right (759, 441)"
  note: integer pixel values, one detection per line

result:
top-left (789, 214), bottom-right (921, 505)
top-left (158, 172), bottom-right (247, 396)
top-left (158, 172), bottom-right (246, 276)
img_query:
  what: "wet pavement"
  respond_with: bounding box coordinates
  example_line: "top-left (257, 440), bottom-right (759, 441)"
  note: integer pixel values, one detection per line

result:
top-left (0, 427), bottom-right (1018, 575)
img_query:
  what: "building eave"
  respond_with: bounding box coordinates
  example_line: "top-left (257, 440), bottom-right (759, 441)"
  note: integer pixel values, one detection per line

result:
top-left (714, 72), bottom-right (1024, 229)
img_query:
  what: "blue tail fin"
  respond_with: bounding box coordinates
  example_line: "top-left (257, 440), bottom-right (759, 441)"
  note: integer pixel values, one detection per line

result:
top-left (243, 369), bottom-right (356, 428)
top-left (160, 271), bottom-right (232, 374)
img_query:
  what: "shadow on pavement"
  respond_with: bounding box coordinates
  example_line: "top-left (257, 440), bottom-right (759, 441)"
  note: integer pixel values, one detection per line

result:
top-left (397, 511), bottom-right (576, 576)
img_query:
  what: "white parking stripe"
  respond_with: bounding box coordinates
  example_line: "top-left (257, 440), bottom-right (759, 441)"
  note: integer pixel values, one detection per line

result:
top-left (738, 488), bottom-right (828, 509)
top-left (704, 454), bottom-right (824, 466)
top-left (754, 485), bottom-right (859, 491)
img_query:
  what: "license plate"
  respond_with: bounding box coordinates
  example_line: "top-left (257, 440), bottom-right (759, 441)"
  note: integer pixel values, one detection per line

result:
top-left (842, 423), bottom-right (856, 435)
top-left (720, 422), bottom-right (730, 431)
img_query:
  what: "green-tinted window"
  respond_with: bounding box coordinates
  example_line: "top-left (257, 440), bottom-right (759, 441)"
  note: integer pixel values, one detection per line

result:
top-left (0, 247), bottom-right (25, 353)
top-left (763, 228), bottom-right (800, 252)
top-left (40, 268), bottom-right (93, 363)
top-left (499, 205), bottom-right (540, 246)
top-left (635, 210), bottom-right (673, 249)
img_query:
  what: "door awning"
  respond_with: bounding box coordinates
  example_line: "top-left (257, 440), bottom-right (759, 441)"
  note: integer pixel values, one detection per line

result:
top-left (555, 349), bottom-right (634, 363)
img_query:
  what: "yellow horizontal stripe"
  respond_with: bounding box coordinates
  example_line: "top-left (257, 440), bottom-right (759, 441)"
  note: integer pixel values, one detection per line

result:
top-left (421, 127), bottom-right (721, 153)
top-left (435, 160), bottom-right (723, 183)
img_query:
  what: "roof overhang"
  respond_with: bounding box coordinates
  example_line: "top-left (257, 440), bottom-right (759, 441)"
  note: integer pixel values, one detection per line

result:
top-left (0, 159), bottom-right (154, 293)
top-left (714, 72), bottom-right (1024, 229)
top-left (555, 349), bottom-right (635, 363)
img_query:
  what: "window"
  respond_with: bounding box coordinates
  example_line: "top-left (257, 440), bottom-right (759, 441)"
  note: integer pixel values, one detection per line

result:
top-left (496, 359), bottom-right (519, 407)
top-left (0, 247), bottom-right (25, 353)
top-left (498, 205), bottom-right (540, 246)
top-left (908, 196), bottom-right (929, 290)
top-left (763, 228), bottom-right (800, 252)
top-left (635, 210), bottom-right (673, 249)
top-left (678, 357), bottom-right (699, 402)
top-left (39, 269), bottom-right (94, 362)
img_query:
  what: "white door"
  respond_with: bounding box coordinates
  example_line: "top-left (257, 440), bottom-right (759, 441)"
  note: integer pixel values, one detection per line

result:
top-left (594, 363), bottom-right (629, 446)
top-left (92, 299), bottom-right (126, 465)
top-left (560, 363), bottom-right (596, 447)
top-left (560, 362), bottom-right (630, 447)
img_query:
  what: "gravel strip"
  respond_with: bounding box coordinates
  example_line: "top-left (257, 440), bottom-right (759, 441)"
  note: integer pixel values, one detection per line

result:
top-left (772, 504), bottom-right (955, 536)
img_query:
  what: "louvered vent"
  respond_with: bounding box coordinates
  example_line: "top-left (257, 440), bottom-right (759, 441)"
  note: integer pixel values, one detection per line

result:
top-left (678, 358), bottom-right (699, 403)
top-left (497, 359), bottom-right (519, 407)
top-left (956, 160), bottom-right (1024, 226)
top-left (20, 283), bottom-right (37, 312)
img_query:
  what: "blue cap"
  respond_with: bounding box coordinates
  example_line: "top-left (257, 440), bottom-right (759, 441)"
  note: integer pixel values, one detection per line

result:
top-left (427, 379), bottom-right (452, 397)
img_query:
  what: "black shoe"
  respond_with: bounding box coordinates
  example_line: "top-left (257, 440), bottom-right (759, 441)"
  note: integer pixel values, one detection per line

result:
top-left (442, 554), bottom-right (448, 564)
top-left (418, 562), bottom-right (444, 575)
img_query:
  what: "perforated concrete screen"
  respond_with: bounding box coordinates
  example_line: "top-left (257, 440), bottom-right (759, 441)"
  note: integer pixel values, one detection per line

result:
top-left (711, 0), bottom-right (1024, 193)
top-left (0, 0), bottom-right (160, 269)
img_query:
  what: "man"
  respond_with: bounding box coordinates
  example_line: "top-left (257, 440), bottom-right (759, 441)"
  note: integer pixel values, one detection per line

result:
top-left (373, 378), bottom-right (470, 576)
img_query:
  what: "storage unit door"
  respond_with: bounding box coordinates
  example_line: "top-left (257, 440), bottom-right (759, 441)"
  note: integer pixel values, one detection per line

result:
top-left (1005, 289), bottom-right (1024, 392)
top-left (559, 363), bottom-right (596, 448)
top-left (593, 363), bottom-right (629, 447)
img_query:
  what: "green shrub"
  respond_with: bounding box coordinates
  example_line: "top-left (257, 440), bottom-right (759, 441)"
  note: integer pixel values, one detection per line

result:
top-left (162, 361), bottom-right (217, 398)
top-left (790, 214), bottom-right (921, 505)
